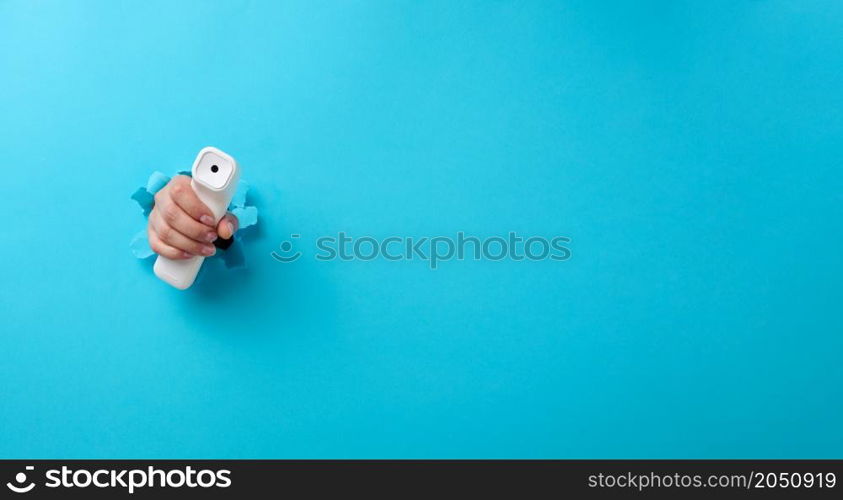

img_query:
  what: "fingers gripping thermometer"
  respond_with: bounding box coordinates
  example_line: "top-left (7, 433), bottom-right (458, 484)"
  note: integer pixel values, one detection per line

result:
top-left (154, 147), bottom-right (240, 289)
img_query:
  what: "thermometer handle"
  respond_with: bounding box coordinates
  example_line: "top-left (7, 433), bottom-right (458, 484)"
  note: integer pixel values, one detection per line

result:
top-left (153, 147), bottom-right (240, 290)
top-left (153, 181), bottom-right (235, 289)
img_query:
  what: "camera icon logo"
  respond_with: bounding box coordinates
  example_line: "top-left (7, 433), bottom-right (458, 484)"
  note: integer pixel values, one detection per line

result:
top-left (6, 466), bottom-right (35, 493)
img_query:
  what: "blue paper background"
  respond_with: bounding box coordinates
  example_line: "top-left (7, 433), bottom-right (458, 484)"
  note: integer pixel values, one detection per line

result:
top-left (1, 0), bottom-right (841, 458)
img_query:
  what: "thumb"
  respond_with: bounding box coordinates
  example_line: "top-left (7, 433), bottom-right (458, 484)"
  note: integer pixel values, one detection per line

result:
top-left (216, 212), bottom-right (239, 240)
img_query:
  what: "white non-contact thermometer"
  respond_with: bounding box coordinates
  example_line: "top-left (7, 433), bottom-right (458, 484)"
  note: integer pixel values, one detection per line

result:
top-left (154, 146), bottom-right (240, 289)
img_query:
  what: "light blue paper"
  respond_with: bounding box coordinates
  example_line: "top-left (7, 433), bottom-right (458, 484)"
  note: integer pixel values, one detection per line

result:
top-left (145, 171), bottom-right (171, 194)
top-left (129, 229), bottom-right (154, 259)
top-left (231, 206), bottom-right (258, 229)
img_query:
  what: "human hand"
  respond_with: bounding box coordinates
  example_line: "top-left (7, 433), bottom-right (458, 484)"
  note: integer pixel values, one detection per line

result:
top-left (148, 175), bottom-right (239, 259)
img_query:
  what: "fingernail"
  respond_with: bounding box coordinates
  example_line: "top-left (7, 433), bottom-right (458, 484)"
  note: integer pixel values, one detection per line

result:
top-left (202, 246), bottom-right (216, 256)
top-left (200, 215), bottom-right (214, 226)
top-left (205, 231), bottom-right (217, 242)
top-left (227, 222), bottom-right (235, 236)
top-left (181, 251), bottom-right (192, 259)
